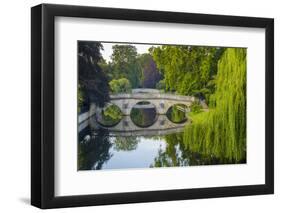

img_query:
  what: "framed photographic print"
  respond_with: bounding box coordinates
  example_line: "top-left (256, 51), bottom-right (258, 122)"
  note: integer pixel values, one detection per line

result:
top-left (31, 3), bottom-right (274, 209)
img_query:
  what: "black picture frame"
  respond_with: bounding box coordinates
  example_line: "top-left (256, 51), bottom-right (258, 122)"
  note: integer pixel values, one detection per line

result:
top-left (31, 3), bottom-right (274, 209)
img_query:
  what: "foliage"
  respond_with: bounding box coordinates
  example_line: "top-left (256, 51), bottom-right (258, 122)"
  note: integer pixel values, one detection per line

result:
top-left (156, 79), bottom-right (166, 90)
top-left (166, 104), bottom-right (187, 123)
top-left (78, 84), bottom-right (84, 113)
top-left (110, 45), bottom-right (142, 88)
top-left (103, 105), bottom-right (123, 120)
top-left (190, 101), bottom-right (203, 114)
top-left (99, 104), bottom-right (123, 126)
top-left (151, 133), bottom-right (188, 167)
top-left (109, 78), bottom-right (132, 94)
top-left (78, 129), bottom-right (113, 170)
top-left (99, 58), bottom-right (115, 79)
top-left (138, 53), bottom-right (162, 88)
top-left (114, 137), bottom-right (140, 151)
top-left (183, 48), bottom-right (247, 163)
top-left (78, 41), bottom-right (110, 108)
top-left (151, 45), bottom-right (225, 102)
top-left (78, 42), bottom-right (248, 169)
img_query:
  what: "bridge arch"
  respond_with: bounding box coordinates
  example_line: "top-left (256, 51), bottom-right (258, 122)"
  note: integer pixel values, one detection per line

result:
top-left (130, 101), bottom-right (158, 128)
top-left (166, 103), bottom-right (189, 124)
top-left (95, 103), bottom-right (123, 127)
top-left (88, 114), bottom-right (190, 137)
top-left (94, 89), bottom-right (207, 117)
top-left (108, 96), bottom-right (195, 116)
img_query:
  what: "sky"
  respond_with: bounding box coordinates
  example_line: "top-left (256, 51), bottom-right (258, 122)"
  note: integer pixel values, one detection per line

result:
top-left (101, 42), bottom-right (160, 62)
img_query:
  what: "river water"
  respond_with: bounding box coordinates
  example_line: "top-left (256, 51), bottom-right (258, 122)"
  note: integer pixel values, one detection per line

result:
top-left (78, 104), bottom-right (191, 170)
top-left (78, 103), bottom-right (245, 171)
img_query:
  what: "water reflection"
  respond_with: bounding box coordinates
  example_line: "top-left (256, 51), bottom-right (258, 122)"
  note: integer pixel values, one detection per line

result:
top-left (130, 101), bottom-right (157, 127)
top-left (78, 103), bottom-right (190, 170)
top-left (151, 133), bottom-right (188, 167)
top-left (166, 104), bottom-right (188, 124)
top-left (113, 137), bottom-right (140, 151)
top-left (96, 104), bottom-right (122, 127)
top-left (78, 124), bottom-right (245, 170)
top-left (78, 102), bottom-right (245, 171)
top-left (78, 128), bottom-right (113, 170)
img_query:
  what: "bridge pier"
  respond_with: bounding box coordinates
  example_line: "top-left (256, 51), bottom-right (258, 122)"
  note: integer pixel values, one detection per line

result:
top-left (87, 114), bottom-right (190, 137)
top-left (89, 90), bottom-right (203, 117)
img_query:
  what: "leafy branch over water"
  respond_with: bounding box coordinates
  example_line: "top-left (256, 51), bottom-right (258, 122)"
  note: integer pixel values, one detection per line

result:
top-left (183, 48), bottom-right (247, 163)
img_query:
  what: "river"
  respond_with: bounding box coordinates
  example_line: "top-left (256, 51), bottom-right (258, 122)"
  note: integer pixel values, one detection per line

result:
top-left (78, 104), bottom-right (192, 170)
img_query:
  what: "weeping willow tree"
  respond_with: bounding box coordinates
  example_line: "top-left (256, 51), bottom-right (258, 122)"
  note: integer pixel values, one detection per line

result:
top-left (183, 48), bottom-right (246, 163)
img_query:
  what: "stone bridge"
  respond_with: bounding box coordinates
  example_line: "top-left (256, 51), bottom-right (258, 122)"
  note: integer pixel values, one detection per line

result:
top-left (95, 89), bottom-right (196, 115)
top-left (84, 114), bottom-right (189, 137)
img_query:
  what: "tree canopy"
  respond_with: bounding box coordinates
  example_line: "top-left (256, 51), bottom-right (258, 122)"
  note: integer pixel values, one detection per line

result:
top-left (110, 45), bottom-right (142, 88)
top-left (138, 53), bottom-right (161, 88)
top-left (151, 45), bottom-right (225, 102)
top-left (109, 78), bottom-right (132, 94)
top-left (78, 41), bottom-right (110, 108)
top-left (183, 48), bottom-right (246, 163)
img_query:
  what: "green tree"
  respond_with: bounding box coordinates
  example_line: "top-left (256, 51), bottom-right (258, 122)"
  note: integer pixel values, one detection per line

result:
top-left (151, 45), bottom-right (225, 102)
top-left (109, 78), bottom-right (132, 94)
top-left (110, 45), bottom-right (142, 88)
top-left (99, 58), bottom-right (115, 80)
top-left (183, 48), bottom-right (247, 163)
top-left (156, 79), bottom-right (166, 90)
top-left (78, 41), bottom-right (110, 108)
top-left (138, 53), bottom-right (161, 88)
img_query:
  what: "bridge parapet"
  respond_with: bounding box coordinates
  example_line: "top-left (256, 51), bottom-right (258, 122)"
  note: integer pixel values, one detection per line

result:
top-left (132, 88), bottom-right (160, 94)
top-left (103, 92), bottom-right (198, 115)
top-left (110, 93), bottom-right (195, 102)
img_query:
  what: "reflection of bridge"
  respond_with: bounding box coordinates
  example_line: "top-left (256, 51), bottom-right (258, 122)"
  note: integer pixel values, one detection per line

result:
top-left (79, 115), bottom-right (189, 137)
top-left (100, 89), bottom-right (196, 115)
